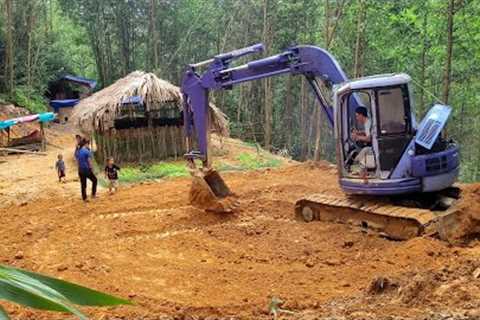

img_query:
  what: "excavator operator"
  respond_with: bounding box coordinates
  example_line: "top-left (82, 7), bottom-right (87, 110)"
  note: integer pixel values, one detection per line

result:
top-left (351, 107), bottom-right (371, 144)
top-left (351, 107), bottom-right (375, 170)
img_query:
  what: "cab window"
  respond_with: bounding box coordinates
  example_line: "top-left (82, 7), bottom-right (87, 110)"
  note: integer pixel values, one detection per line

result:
top-left (376, 86), bottom-right (409, 135)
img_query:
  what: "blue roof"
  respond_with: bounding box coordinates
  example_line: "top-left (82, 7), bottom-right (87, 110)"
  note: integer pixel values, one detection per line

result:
top-left (61, 74), bottom-right (97, 89)
top-left (122, 96), bottom-right (143, 105)
top-left (50, 99), bottom-right (80, 111)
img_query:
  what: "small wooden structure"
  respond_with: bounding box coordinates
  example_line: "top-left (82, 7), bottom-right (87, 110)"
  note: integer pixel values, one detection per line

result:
top-left (47, 75), bottom-right (96, 122)
top-left (0, 112), bottom-right (55, 153)
top-left (71, 71), bottom-right (228, 164)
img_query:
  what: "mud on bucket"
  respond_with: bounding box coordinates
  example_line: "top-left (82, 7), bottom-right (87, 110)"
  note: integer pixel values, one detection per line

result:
top-left (189, 169), bottom-right (235, 213)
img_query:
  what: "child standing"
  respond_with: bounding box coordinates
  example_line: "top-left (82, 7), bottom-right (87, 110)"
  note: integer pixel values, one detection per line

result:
top-left (55, 154), bottom-right (66, 183)
top-left (104, 157), bottom-right (120, 194)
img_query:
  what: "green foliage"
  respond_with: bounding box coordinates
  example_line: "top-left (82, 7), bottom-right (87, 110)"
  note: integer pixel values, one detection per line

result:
top-left (117, 162), bottom-right (189, 184)
top-left (0, 264), bottom-right (130, 319)
top-left (217, 152), bottom-right (281, 172)
top-left (237, 152), bottom-right (281, 169)
top-left (2, 0), bottom-right (480, 181)
top-left (10, 87), bottom-right (48, 113)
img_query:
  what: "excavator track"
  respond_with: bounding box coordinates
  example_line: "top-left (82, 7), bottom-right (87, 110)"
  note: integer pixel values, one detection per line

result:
top-left (295, 193), bottom-right (459, 240)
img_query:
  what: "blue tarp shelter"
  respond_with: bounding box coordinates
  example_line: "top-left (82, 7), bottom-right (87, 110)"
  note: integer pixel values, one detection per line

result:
top-left (0, 112), bottom-right (56, 151)
top-left (61, 75), bottom-right (97, 89)
top-left (49, 99), bottom-right (80, 112)
top-left (0, 112), bottom-right (56, 130)
top-left (48, 74), bottom-right (96, 121)
top-left (121, 96), bottom-right (143, 105)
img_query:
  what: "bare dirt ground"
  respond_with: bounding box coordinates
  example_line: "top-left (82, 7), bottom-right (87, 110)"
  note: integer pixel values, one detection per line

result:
top-left (2, 158), bottom-right (480, 319)
top-left (1, 108), bottom-right (480, 319)
top-left (0, 124), bottom-right (80, 208)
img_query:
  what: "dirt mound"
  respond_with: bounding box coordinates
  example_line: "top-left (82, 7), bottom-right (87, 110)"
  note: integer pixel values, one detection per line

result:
top-left (0, 103), bottom-right (30, 120)
top-left (189, 173), bottom-right (238, 213)
top-left (396, 262), bottom-right (480, 308)
top-left (437, 183), bottom-right (480, 243)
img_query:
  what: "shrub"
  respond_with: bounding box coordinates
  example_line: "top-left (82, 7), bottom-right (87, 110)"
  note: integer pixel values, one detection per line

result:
top-left (12, 87), bottom-right (48, 114)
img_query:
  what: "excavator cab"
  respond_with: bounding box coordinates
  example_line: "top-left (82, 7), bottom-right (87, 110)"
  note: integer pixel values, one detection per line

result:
top-left (338, 75), bottom-right (415, 180)
top-left (334, 73), bottom-right (459, 195)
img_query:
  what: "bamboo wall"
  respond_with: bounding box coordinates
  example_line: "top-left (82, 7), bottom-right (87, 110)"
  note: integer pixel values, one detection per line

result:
top-left (94, 126), bottom-right (187, 164)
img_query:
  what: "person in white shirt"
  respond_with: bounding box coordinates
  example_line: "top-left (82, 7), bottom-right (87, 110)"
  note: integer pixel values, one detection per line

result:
top-left (351, 107), bottom-right (371, 144)
top-left (352, 107), bottom-right (375, 170)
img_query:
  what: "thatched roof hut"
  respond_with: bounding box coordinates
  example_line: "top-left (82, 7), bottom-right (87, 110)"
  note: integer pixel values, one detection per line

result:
top-left (71, 71), bottom-right (228, 135)
top-left (71, 71), bottom-right (229, 164)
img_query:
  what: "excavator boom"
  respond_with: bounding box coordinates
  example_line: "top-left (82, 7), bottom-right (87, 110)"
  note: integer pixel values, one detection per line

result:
top-left (181, 44), bottom-right (354, 165)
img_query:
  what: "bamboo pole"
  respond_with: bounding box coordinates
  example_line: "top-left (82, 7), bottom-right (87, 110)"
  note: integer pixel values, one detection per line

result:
top-left (40, 122), bottom-right (46, 151)
top-left (171, 126), bottom-right (177, 160)
top-left (0, 147), bottom-right (47, 155)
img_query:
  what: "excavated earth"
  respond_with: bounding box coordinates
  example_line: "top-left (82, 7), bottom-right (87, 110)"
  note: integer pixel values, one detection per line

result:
top-left (2, 161), bottom-right (480, 319)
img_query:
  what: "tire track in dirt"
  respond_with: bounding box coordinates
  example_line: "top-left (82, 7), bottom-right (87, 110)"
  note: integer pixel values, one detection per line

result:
top-left (96, 206), bottom-right (191, 219)
top-left (91, 195), bottom-right (298, 244)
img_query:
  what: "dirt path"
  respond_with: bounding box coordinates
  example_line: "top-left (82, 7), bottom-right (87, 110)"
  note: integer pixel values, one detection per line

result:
top-left (0, 124), bottom-right (82, 208)
top-left (1, 163), bottom-right (480, 319)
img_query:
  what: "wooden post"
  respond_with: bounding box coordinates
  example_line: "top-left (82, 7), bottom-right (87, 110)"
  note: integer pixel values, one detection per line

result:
top-left (125, 129), bottom-right (130, 162)
top-left (150, 129), bottom-right (156, 160)
top-left (40, 122), bottom-right (46, 151)
top-left (160, 127), bottom-right (166, 159)
top-left (171, 127), bottom-right (177, 160)
top-left (159, 127), bottom-right (164, 159)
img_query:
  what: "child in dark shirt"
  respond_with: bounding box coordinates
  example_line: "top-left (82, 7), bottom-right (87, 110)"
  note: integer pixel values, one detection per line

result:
top-left (55, 154), bottom-right (66, 183)
top-left (104, 157), bottom-right (120, 194)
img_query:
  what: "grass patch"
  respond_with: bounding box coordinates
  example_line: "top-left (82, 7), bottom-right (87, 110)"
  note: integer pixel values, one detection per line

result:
top-left (217, 152), bottom-right (281, 171)
top-left (94, 153), bottom-right (281, 185)
top-left (118, 162), bottom-right (189, 183)
top-left (243, 141), bottom-right (258, 148)
top-left (93, 161), bottom-right (188, 185)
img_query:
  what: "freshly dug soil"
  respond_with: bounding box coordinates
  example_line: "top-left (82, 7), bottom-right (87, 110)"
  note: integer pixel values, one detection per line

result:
top-left (1, 163), bottom-right (480, 319)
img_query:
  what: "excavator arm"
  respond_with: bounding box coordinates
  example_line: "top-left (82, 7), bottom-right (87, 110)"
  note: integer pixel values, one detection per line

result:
top-left (181, 43), bottom-right (352, 167)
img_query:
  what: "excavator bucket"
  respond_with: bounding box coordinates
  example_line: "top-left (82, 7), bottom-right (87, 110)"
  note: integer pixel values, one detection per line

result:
top-left (189, 169), bottom-right (237, 213)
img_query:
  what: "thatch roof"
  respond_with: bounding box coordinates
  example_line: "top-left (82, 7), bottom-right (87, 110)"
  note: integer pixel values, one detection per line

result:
top-left (71, 71), bottom-right (229, 136)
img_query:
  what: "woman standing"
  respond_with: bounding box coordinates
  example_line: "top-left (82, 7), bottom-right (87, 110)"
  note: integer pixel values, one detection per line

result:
top-left (75, 138), bottom-right (97, 202)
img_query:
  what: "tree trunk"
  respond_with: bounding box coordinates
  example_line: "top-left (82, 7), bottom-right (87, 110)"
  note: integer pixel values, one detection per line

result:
top-left (419, 7), bottom-right (429, 115)
top-left (26, 1), bottom-right (36, 90)
top-left (284, 74), bottom-right (293, 150)
top-left (313, 0), bottom-right (346, 161)
top-left (442, 0), bottom-right (454, 105)
top-left (300, 78), bottom-right (308, 160)
top-left (263, 0), bottom-right (273, 150)
top-left (148, 0), bottom-right (159, 70)
top-left (116, 3), bottom-right (132, 76)
top-left (4, 0), bottom-right (14, 94)
top-left (313, 101), bottom-right (323, 161)
top-left (353, 0), bottom-right (367, 78)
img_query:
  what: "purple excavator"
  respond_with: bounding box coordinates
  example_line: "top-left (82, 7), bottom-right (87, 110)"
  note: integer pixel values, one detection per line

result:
top-left (181, 43), bottom-right (461, 240)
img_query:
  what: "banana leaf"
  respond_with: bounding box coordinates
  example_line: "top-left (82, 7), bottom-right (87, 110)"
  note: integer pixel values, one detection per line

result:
top-left (0, 265), bottom-right (131, 320)
top-left (0, 305), bottom-right (8, 320)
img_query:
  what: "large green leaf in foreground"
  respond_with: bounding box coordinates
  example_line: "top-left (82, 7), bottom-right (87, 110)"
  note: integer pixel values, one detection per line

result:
top-left (0, 265), bottom-right (131, 319)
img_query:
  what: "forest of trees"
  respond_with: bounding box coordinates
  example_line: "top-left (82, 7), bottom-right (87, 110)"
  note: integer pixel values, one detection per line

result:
top-left (1, 0), bottom-right (480, 181)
